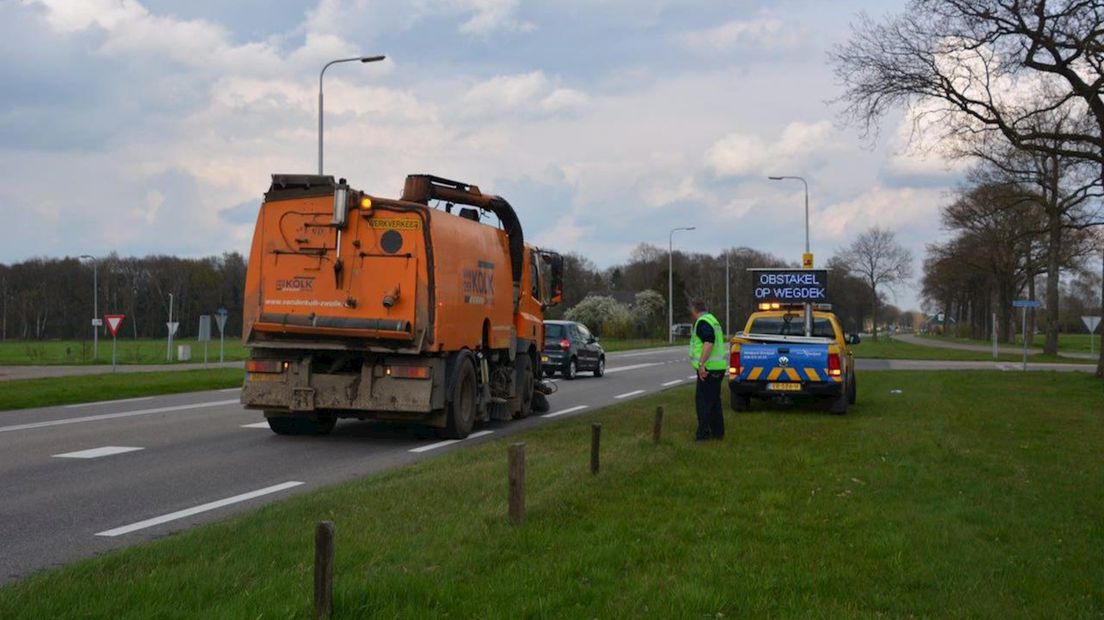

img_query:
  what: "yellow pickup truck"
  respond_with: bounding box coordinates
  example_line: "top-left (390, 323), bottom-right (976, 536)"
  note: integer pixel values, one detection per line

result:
top-left (727, 307), bottom-right (859, 415)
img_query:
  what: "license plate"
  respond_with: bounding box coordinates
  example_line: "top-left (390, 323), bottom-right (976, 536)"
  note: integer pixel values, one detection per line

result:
top-left (541, 355), bottom-right (549, 362)
top-left (767, 382), bottom-right (802, 392)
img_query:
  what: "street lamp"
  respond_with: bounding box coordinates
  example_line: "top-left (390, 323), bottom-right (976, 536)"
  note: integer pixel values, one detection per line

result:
top-left (767, 175), bottom-right (810, 259)
top-left (79, 255), bottom-right (98, 360)
top-left (769, 175), bottom-right (812, 336)
top-left (318, 54), bottom-right (386, 174)
top-left (668, 226), bottom-right (696, 344)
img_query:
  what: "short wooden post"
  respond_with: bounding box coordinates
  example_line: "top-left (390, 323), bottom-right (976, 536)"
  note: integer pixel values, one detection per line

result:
top-left (314, 521), bottom-right (335, 620)
top-left (591, 423), bottom-right (602, 474)
top-left (508, 443), bottom-right (526, 525)
top-left (653, 406), bottom-right (664, 443)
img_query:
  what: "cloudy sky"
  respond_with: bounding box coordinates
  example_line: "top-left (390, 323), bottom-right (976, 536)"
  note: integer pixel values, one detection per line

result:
top-left (0, 0), bottom-right (965, 310)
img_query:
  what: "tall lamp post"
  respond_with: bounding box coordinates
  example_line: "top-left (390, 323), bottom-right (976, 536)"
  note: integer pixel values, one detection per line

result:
top-left (318, 55), bottom-right (386, 174)
top-left (668, 226), bottom-right (696, 344)
top-left (768, 175), bottom-right (812, 335)
top-left (79, 255), bottom-right (98, 360)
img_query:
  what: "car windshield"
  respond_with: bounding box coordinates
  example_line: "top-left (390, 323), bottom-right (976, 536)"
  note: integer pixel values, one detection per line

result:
top-left (747, 316), bottom-right (835, 338)
top-left (545, 324), bottom-right (565, 339)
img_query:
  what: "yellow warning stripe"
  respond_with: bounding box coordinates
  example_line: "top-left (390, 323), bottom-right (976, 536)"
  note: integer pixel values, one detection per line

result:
top-left (767, 367), bottom-right (783, 381)
top-left (805, 368), bottom-right (821, 382)
top-left (784, 368), bottom-right (800, 381)
top-left (747, 367), bottom-right (763, 381)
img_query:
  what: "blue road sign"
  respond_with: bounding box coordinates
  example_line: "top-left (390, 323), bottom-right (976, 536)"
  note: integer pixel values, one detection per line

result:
top-left (1012, 299), bottom-right (1042, 308)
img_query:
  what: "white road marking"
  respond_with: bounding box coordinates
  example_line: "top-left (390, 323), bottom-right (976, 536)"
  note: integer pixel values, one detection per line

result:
top-left (64, 397), bottom-right (154, 409)
top-left (53, 446), bottom-right (144, 459)
top-left (543, 405), bottom-right (588, 418)
top-left (614, 350), bottom-right (671, 358)
top-left (604, 362), bottom-right (663, 374)
top-left (661, 379), bottom-right (683, 387)
top-left (241, 422), bottom-right (270, 429)
top-left (408, 430), bottom-right (495, 453)
top-left (0, 399), bottom-right (240, 434)
top-left (95, 481), bottom-right (304, 537)
top-left (614, 390), bottom-right (646, 399)
top-left (219, 388), bottom-right (242, 393)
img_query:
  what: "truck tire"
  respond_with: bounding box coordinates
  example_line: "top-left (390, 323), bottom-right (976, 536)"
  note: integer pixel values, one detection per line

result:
top-left (514, 354), bottom-right (535, 419)
top-left (828, 390), bottom-right (848, 415)
top-left (593, 356), bottom-right (605, 377)
top-left (266, 413), bottom-right (336, 436)
top-left (564, 357), bottom-right (578, 380)
top-left (443, 361), bottom-right (477, 439)
top-left (847, 375), bottom-right (857, 405)
top-left (531, 391), bottom-right (550, 413)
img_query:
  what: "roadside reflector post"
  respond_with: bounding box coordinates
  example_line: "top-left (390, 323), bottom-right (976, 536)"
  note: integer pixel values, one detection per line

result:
top-left (314, 520), bottom-right (335, 620)
top-left (591, 423), bottom-right (601, 474)
top-left (653, 406), bottom-right (664, 443)
top-left (508, 443), bottom-right (526, 525)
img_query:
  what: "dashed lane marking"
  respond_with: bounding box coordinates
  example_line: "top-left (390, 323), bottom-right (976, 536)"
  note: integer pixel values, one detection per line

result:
top-left (53, 446), bottom-right (144, 459)
top-left (661, 379), bottom-right (683, 387)
top-left (408, 430), bottom-right (495, 454)
top-left (64, 397), bottom-right (154, 409)
top-left (604, 362), bottom-right (663, 374)
top-left (95, 481), bottom-right (304, 537)
top-left (614, 390), bottom-right (646, 399)
top-left (543, 405), bottom-right (588, 418)
top-left (241, 422), bottom-right (270, 429)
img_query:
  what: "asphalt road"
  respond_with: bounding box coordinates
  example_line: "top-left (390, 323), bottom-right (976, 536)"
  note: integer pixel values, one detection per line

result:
top-left (0, 347), bottom-right (1095, 583)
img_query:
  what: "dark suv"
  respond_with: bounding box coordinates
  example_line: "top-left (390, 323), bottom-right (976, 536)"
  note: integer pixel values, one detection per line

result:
top-left (541, 320), bottom-right (605, 379)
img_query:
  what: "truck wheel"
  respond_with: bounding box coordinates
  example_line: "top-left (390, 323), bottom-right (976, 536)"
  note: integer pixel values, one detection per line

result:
top-left (266, 413), bottom-right (336, 435)
top-left (564, 358), bottom-right (578, 380)
top-left (593, 356), bottom-right (605, 377)
top-left (443, 361), bottom-right (477, 439)
top-left (828, 390), bottom-right (848, 415)
top-left (847, 375), bottom-right (857, 405)
top-left (531, 391), bottom-right (550, 413)
top-left (514, 354), bottom-right (535, 419)
top-left (731, 395), bottom-right (751, 412)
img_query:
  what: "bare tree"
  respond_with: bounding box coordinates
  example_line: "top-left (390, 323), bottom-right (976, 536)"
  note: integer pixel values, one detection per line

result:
top-left (839, 227), bottom-right (915, 341)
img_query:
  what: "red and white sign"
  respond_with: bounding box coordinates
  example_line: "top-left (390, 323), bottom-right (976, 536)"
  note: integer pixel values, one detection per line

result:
top-left (104, 314), bottom-right (125, 337)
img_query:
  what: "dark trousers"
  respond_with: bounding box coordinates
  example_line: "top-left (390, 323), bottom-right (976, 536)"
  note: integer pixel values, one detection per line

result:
top-left (695, 371), bottom-right (724, 440)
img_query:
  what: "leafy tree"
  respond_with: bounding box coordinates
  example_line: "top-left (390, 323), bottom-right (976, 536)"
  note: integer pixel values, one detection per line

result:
top-left (838, 227), bottom-right (914, 341)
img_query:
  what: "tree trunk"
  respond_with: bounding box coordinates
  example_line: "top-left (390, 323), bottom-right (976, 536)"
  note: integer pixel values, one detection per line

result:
top-left (1096, 248), bottom-right (1103, 379)
top-left (870, 285), bottom-right (879, 341)
top-left (1044, 211), bottom-right (1062, 356)
top-left (1026, 276), bottom-right (1037, 347)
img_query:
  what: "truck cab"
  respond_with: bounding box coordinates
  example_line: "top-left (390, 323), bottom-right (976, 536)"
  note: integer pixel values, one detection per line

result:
top-left (727, 306), bottom-right (859, 414)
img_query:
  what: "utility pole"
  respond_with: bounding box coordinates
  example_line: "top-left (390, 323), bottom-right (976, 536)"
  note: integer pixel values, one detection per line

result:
top-left (79, 255), bottom-right (99, 359)
top-left (725, 252), bottom-right (730, 337)
top-left (318, 55), bottom-right (386, 174)
top-left (668, 227), bottom-right (695, 344)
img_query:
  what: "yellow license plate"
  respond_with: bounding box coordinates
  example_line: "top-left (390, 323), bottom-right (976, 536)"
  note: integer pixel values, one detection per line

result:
top-left (541, 356), bottom-right (549, 362)
top-left (766, 382), bottom-right (802, 392)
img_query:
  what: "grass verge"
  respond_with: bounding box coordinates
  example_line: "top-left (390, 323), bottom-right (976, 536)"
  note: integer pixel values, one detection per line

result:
top-left (0, 369), bottom-right (243, 411)
top-left (1, 371), bottom-right (1101, 617)
top-left (0, 339), bottom-right (249, 366)
top-left (599, 338), bottom-right (673, 352)
top-left (855, 336), bottom-right (1084, 363)
top-left (918, 332), bottom-right (1099, 355)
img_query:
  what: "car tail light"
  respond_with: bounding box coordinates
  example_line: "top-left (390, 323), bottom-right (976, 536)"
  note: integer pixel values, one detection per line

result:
top-left (387, 365), bottom-right (431, 379)
top-left (560, 338), bottom-right (570, 350)
top-left (828, 352), bottom-right (841, 377)
top-left (728, 346), bottom-right (741, 378)
top-left (246, 359), bottom-right (287, 373)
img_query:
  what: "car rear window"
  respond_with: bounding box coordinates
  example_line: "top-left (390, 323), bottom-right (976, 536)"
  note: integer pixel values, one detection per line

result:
top-left (545, 324), bottom-right (564, 339)
top-left (748, 317), bottom-right (835, 338)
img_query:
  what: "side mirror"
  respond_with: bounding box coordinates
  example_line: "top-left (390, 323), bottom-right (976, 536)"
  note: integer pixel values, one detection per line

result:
top-left (588, 336), bottom-right (597, 344)
top-left (546, 252), bottom-right (564, 306)
top-left (847, 334), bottom-right (861, 345)
top-left (331, 179), bottom-right (349, 227)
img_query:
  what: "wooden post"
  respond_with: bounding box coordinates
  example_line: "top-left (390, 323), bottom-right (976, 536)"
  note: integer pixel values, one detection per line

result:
top-left (508, 443), bottom-right (526, 525)
top-left (591, 423), bottom-right (601, 474)
top-left (653, 406), bottom-right (664, 443)
top-left (314, 521), bottom-right (335, 620)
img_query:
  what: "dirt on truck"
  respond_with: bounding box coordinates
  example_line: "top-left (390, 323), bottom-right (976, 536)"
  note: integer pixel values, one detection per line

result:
top-left (240, 173), bottom-right (563, 438)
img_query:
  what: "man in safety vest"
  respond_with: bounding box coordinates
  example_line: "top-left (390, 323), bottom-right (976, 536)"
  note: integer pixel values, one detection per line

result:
top-left (688, 299), bottom-right (726, 441)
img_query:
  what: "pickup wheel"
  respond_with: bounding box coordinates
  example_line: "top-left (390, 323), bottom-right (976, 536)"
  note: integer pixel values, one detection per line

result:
top-left (266, 413), bottom-right (336, 436)
top-left (731, 395), bottom-right (751, 412)
top-left (828, 390), bottom-right (848, 415)
top-left (847, 375), bottom-right (857, 405)
top-left (443, 361), bottom-right (477, 439)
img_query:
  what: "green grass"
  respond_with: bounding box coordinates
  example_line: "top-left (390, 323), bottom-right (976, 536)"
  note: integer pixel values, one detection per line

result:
top-left (2, 371), bottom-right (1101, 617)
top-left (0, 338), bottom-right (248, 366)
top-left (856, 336), bottom-right (1084, 364)
top-left (920, 332), bottom-right (1100, 355)
top-left (599, 338), bottom-right (673, 352)
top-left (0, 369), bottom-right (244, 410)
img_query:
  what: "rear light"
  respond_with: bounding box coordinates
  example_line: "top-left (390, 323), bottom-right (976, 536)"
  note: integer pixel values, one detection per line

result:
top-left (246, 359), bottom-right (287, 373)
top-left (828, 353), bottom-right (841, 377)
top-left (387, 365), bottom-right (431, 379)
top-left (728, 346), bottom-right (741, 378)
top-left (560, 338), bottom-right (570, 350)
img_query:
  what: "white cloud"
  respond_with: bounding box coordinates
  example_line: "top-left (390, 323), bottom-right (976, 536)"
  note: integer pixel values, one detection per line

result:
top-left (706, 120), bottom-right (835, 177)
top-left (679, 16), bottom-right (798, 54)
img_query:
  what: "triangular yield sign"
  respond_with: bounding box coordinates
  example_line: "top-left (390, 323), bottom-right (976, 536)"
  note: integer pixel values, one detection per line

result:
top-left (104, 314), bottom-right (125, 337)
